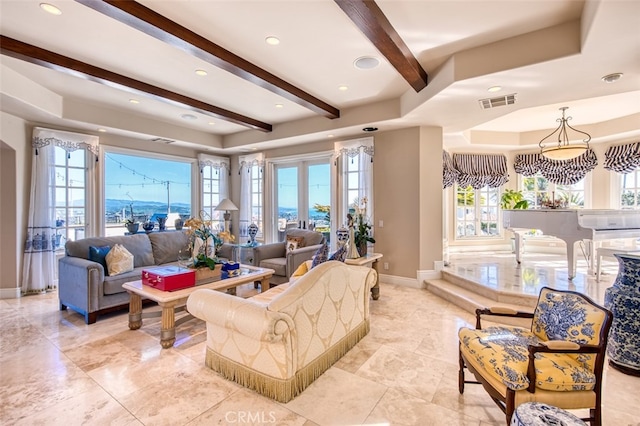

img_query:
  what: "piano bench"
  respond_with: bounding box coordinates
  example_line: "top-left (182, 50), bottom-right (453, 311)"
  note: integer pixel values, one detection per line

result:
top-left (596, 247), bottom-right (640, 282)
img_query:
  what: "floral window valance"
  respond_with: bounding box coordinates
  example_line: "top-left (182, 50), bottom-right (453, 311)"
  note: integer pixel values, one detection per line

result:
top-left (603, 141), bottom-right (640, 174)
top-left (334, 137), bottom-right (374, 165)
top-left (239, 152), bottom-right (264, 173)
top-left (33, 127), bottom-right (99, 160)
top-left (443, 150), bottom-right (457, 189)
top-left (452, 153), bottom-right (509, 189)
top-left (197, 153), bottom-right (230, 175)
top-left (513, 150), bottom-right (598, 185)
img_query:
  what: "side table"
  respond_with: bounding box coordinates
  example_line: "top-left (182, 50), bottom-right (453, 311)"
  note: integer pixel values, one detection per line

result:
top-left (345, 253), bottom-right (382, 300)
top-left (233, 242), bottom-right (261, 265)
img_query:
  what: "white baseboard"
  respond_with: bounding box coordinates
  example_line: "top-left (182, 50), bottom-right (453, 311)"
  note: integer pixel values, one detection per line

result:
top-left (379, 269), bottom-right (443, 289)
top-left (0, 287), bottom-right (21, 299)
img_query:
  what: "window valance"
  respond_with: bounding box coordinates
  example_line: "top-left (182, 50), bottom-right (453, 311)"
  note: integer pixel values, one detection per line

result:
top-left (33, 127), bottom-right (99, 159)
top-left (197, 153), bottom-right (229, 175)
top-left (239, 152), bottom-right (264, 173)
top-left (603, 141), bottom-right (640, 174)
top-left (513, 150), bottom-right (598, 185)
top-left (334, 137), bottom-right (374, 164)
top-left (452, 153), bottom-right (509, 189)
top-left (443, 150), bottom-right (457, 189)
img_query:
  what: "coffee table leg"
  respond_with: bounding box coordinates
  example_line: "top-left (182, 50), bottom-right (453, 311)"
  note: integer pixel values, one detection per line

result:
top-left (160, 302), bottom-right (176, 349)
top-left (128, 292), bottom-right (142, 330)
top-left (260, 276), bottom-right (271, 291)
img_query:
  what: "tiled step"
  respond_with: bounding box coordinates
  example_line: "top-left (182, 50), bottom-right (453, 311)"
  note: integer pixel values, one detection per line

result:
top-left (424, 275), bottom-right (535, 328)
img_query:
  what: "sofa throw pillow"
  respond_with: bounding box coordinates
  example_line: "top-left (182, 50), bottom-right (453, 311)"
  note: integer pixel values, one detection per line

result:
top-left (105, 244), bottom-right (134, 276)
top-left (311, 242), bottom-right (329, 268)
top-left (328, 245), bottom-right (347, 262)
top-left (89, 245), bottom-right (111, 275)
top-left (286, 236), bottom-right (304, 252)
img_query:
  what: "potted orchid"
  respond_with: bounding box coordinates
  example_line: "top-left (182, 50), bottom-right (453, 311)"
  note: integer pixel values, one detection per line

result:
top-left (352, 197), bottom-right (375, 256)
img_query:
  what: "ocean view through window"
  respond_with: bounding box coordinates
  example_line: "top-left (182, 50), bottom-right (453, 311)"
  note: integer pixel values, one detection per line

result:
top-left (104, 152), bottom-right (192, 236)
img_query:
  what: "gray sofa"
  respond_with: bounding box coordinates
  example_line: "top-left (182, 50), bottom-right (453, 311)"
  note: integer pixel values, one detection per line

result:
top-left (59, 231), bottom-right (233, 324)
top-left (253, 228), bottom-right (325, 286)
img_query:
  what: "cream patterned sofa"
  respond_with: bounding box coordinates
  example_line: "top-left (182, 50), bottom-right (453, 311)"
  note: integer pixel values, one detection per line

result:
top-left (186, 260), bottom-right (377, 402)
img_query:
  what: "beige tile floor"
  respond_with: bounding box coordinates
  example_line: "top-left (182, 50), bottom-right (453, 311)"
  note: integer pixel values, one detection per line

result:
top-left (1, 252), bottom-right (639, 426)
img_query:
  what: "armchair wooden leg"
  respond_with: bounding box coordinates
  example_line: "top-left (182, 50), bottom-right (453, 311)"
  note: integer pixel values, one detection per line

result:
top-left (458, 349), bottom-right (465, 394)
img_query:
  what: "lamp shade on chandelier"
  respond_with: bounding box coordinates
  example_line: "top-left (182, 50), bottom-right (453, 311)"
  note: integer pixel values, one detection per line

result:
top-left (538, 107), bottom-right (591, 160)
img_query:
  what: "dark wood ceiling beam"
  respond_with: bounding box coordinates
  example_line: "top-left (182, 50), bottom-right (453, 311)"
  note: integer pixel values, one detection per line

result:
top-left (335, 0), bottom-right (428, 92)
top-left (0, 35), bottom-right (272, 132)
top-left (75, 0), bottom-right (340, 119)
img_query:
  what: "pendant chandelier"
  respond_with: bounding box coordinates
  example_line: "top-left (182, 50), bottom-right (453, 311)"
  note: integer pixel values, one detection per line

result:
top-left (538, 107), bottom-right (591, 160)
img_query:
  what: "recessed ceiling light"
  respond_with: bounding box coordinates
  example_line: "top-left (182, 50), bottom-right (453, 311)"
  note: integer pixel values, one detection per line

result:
top-left (362, 126), bottom-right (378, 132)
top-left (354, 56), bottom-right (380, 70)
top-left (97, 128), bottom-right (107, 133)
top-left (40, 3), bottom-right (62, 15)
top-left (208, 121), bottom-right (215, 125)
top-left (327, 134), bottom-right (335, 138)
top-left (265, 36), bottom-right (280, 45)
top-left (488, 86), bottom-right (502, 92)
top-left (601, 73), bottom-right (623, 83)
top-left (129, 99), bottom-right (139, 104)
top-left (181, 114), bottom-right (197, 120)
top-left (275, 103), bottom-right (284, 109)
top-left (338, 85), bottom-right (349, 91)
top-left (195, 69), bottom-right (208, 76)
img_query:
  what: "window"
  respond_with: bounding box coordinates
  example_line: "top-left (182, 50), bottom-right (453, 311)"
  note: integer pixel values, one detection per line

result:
top-left (54, 146), bottom-right (88, 249)
top-left (521, 173), bottom-right (585, 208)
top-left (239, 154), bottom-right (264, 241)
top-left (334, 138), bottom-right (374, 248)
top-left (455, 185), bottom-right (500, 238)
top-left (621, 167), bottom-right (640, 209)
top-left (198, 154), bottom-right (230, 230)
top-left (104, 151), bottom-right (192, 236)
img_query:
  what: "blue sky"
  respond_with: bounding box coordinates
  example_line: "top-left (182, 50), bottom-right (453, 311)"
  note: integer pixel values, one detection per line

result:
top-left (105, 153), bottom-right (191, 204)
top-left (105, 153), bottom-right (331, 209)
top-left (277, 164), bottom-right (330, 209)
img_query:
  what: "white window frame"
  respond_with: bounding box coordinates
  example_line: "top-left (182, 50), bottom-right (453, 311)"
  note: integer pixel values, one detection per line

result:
top-left (198, 154), bottom-right (230, 231)
top-left (519, 173), bottom-right (591, 209)
top-left (618, 167), bottom-right (640, 209)
top-left (100, 146), bottom-right (197, 235)
top-left (454, 184), bottom-right (501, 239)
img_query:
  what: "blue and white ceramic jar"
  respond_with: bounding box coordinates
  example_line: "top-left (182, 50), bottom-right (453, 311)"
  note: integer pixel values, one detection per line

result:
top-left (604, 253), bottom-right (640, 376)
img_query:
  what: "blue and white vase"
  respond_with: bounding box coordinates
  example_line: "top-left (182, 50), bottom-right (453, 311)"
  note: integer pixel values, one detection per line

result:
top-left (604, 253), bottom-right (640, 375)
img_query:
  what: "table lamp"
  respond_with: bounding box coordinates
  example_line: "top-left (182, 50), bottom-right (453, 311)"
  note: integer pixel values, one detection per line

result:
top-left (214, 198), bottom-right (238, 233)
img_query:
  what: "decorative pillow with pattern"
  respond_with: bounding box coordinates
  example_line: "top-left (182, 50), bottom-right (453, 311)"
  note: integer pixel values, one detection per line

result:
top-left (311, 242), bottom-right (329, 268)
top-left (286, 236), bottom-right (304, 251)
top-left (105, 244), bottom-right (134, 276)
top-left (328, 245), bottom-right (347, 262)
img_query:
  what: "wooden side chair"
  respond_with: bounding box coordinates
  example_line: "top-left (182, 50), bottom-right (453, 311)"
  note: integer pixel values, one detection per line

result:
top-left (458, 287), bottom-right (613, 425)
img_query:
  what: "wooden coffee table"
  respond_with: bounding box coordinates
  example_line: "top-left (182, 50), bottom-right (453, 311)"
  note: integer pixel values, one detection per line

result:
top-left (123, 265), bottom-right (274, 348)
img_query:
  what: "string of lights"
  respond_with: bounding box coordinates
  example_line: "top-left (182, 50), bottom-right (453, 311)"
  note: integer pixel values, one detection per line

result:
top-left (105, 154), bottom-right (190, 188)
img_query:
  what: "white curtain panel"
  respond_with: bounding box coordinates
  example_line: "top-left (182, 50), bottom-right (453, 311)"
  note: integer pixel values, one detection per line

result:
top-left (197, 153), bottom-right (230, 228)
top-left (238, 153), bottom-right (264, 238)
top-left (22, 128), bottom-right (98, 294)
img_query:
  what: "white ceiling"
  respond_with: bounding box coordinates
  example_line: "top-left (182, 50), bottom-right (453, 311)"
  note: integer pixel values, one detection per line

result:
top-left (1, 0), bottom-right (639, 154)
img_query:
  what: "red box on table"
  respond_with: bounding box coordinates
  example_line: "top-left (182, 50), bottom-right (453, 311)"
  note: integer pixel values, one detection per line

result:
top-left (141, 266), bottom-right (196, 291)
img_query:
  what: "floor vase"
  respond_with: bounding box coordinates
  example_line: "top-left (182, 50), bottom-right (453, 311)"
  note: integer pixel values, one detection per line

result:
top-left (604, 253), bottom-right (640, 376)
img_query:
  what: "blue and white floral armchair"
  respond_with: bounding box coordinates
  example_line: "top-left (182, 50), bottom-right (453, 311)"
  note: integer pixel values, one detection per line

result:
top-left (458, 287), bottom-right (613, 425)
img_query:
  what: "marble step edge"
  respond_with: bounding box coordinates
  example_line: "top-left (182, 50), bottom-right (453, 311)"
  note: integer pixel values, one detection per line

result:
top-left (424, 278), bottom-right (534, 328)
top-left (441, 270), bottom-right (538, 308)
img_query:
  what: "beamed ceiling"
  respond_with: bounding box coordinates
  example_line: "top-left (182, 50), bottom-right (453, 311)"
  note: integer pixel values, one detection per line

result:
top-left (1, 0), bottom-right (639, 154)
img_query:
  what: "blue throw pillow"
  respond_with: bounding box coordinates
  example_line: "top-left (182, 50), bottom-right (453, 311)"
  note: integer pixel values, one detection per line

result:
top-left (311, 242), bottom-right (329, 268)
top-left (328, 245), bottom-right (347, 262)
top-left (89, 245), bottom-right (111, 276)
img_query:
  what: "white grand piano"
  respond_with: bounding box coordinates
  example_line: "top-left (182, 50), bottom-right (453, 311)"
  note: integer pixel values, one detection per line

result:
top-left (503, 209), bottom-right (640, 279)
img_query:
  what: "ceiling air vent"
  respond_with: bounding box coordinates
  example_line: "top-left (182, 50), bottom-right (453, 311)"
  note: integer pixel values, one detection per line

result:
top-left (478, 93), bottom-right (517, 109)
top-left (151, 138), bottom-right (175, 144)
